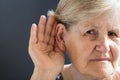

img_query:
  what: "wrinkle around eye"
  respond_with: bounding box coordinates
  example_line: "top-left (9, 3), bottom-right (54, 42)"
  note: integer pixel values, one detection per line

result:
top-left (83, 29), bottom-right (98, 40)
top-left (108, 31), bottom-right (119, 38)
top-left (86, 29), bottom-right (98, 36)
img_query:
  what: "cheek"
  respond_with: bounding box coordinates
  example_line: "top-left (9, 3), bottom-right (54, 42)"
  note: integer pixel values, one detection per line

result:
top-left (73, 40), bottom-right (95, 64)
top-left (110, 42), bottom-right (120, 67)
top-left (65, 37), bottom-right (95, 67)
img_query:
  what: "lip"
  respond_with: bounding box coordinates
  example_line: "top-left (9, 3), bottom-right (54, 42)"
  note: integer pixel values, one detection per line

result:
top-left (90, 58), bottom-right (110, 61)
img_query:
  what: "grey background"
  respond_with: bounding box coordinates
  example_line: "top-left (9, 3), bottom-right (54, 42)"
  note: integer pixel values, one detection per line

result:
top-left (0, 0), bottom-right (67, 80)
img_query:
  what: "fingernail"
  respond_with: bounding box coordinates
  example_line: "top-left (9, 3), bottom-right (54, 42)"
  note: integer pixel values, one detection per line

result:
top-left (40, 15), bottom-right (46, 23)
top-left (32, 23), bottom-right (37, 31)
top-left (41, 15), bottom-right (46, 20)
top-left (32, 23), bottom-right (36, 27)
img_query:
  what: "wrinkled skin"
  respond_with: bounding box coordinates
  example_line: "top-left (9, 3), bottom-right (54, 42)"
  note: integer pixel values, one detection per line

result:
top-left (28, 12), bottom-right (120, 80)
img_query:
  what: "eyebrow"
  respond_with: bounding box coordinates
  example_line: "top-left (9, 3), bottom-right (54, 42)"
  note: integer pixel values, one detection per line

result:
top-left (77, 25), bottom-right (100, 34)
top-left (111, 27), bottom-right (120, 33)
top-left (84, 24), bottom-right (100, 29)
top-left (111, 25), bottom-right (120, 30)
top-left (91, 25), bottom-right (100, 28)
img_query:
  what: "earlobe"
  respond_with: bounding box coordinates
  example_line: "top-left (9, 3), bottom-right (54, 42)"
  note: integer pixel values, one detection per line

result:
top-left (56, 23), bottom-right (66, 52)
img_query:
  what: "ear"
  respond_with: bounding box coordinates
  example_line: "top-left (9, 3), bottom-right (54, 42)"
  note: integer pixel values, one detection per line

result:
top-left (56, 23), bottom-right (66, 52)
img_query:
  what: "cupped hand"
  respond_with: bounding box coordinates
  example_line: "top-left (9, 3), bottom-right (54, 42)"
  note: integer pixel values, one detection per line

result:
top-left (28, 15), bottom-right (65, 79)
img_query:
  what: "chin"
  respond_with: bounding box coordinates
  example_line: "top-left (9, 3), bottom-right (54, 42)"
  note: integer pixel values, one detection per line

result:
top-left (88, 67), bottom-right (114, 79)
top-left (80, 65), bottom-right (115, 79)
top-left (87, 61), bottom-right (115, 79)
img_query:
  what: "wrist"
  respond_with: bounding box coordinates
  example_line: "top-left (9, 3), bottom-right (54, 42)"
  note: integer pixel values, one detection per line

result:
top-left (30, 67), bottom-right (57, 80)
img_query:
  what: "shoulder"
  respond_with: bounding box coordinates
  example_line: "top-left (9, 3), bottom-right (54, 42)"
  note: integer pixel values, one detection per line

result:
top-left (62, 64), bottom-right (72, 72)
top-left (62, 64), bottom-right (71, 74)
top-left (61, 64), bottom-right (72, 80)
top-left (64, 64), bottom-right (72, 69)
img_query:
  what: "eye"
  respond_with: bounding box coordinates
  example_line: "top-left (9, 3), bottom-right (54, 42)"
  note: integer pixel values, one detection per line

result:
top-left (84, 29), bottom-right (98, 40)
top-left (108, 31), bottom-right (118, 37)
top-left (86, 29), bottom-right (97, 35)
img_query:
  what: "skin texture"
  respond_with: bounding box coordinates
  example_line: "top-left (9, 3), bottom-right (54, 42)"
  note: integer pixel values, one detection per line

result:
top-left (29, 15), bottom-right (65, 80)
top-left (61, 11), bottom-right (120, 80)
top-left (28, 11), bottom-right (120, 80)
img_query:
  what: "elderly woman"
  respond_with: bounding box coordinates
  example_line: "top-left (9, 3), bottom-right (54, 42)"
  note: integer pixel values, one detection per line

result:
top-left (28, 0), bottom-right (120, 80)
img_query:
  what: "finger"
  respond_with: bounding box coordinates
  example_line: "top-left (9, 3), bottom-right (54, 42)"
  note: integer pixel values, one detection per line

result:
top-left (49, 21), bottom-right (57, 46)
top-left (29, 23), bottom-right (37, 45)
top-left (54, 40), bottom-right (61, 52)
top-left (44, 15), bottom-right (56, 44)
top-left (38, 15), bottom-right (46, 42)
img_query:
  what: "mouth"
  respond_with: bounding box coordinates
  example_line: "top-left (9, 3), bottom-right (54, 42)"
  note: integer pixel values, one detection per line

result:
top-left (90, 58), bottom-right (110, 62)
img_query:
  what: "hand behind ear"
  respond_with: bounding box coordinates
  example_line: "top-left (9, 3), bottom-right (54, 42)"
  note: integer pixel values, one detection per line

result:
top-left (28, 15), bottom-right (65, 80)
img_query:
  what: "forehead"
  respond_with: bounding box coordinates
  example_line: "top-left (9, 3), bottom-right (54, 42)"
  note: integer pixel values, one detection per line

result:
top-left (71, 11), bottom-right (120, 31)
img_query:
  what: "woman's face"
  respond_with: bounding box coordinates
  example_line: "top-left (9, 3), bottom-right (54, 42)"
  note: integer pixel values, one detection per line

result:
top-left (63, 12), bottom-right (120, 78)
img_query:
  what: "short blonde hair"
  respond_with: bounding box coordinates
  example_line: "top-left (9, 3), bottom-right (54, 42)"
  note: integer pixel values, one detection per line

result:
top-left (48, 0), bottom-right (120, 28)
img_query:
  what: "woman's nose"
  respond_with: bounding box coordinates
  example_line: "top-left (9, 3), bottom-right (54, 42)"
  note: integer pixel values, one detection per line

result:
top-left (95, 37), bottom-right (110, 53)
